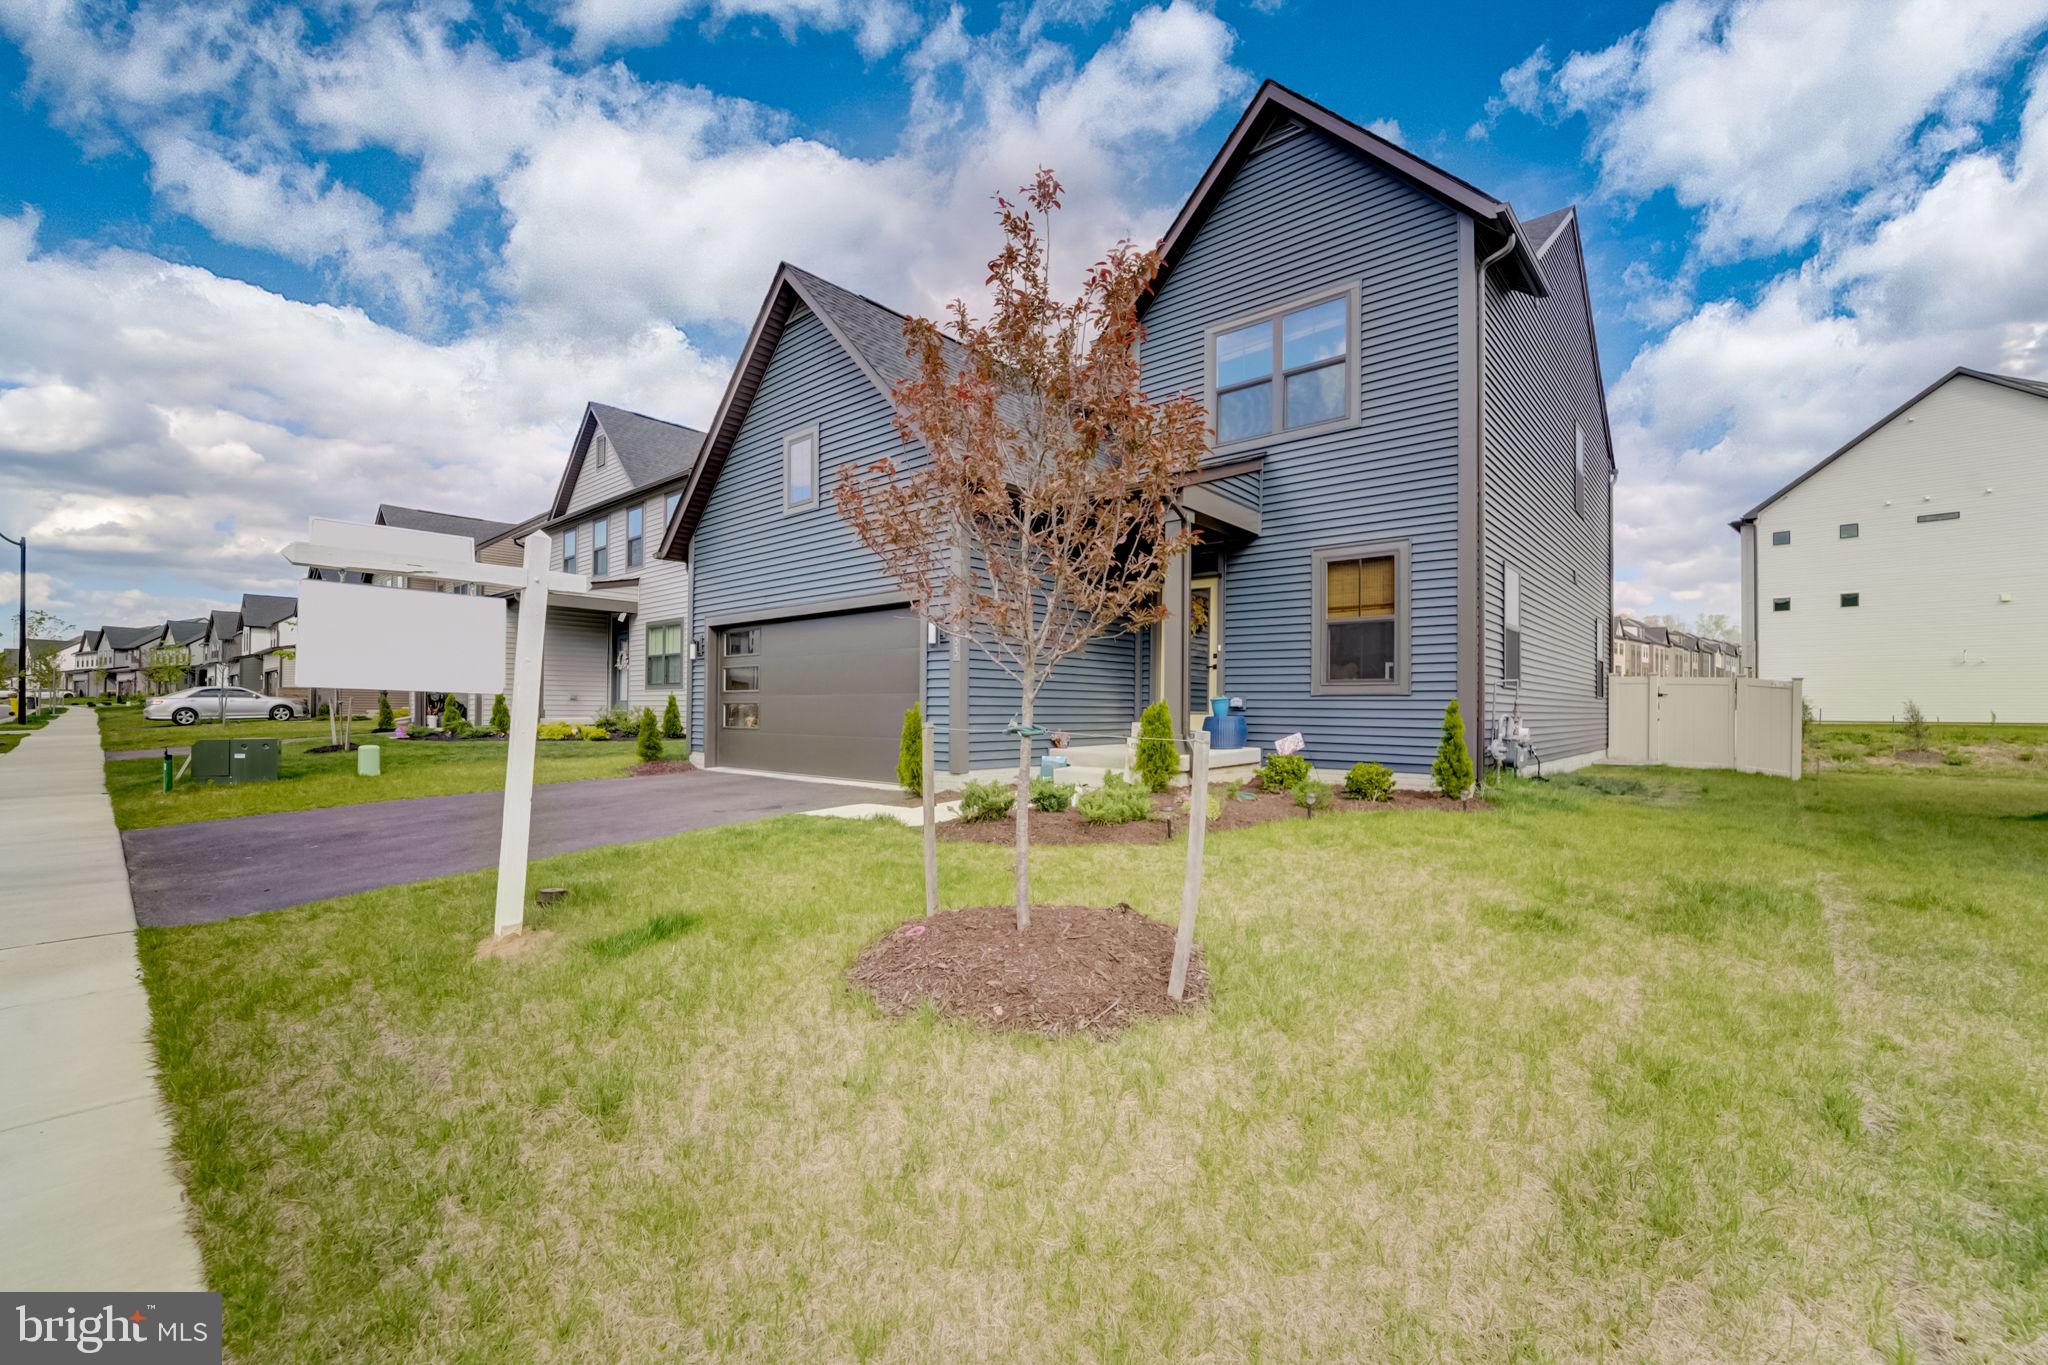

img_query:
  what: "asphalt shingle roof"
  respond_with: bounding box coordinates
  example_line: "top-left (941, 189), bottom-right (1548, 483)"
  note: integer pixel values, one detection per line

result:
top-left (163, 617), bottom-right (209, 646)
top-left (375, 504), bottom-right (520, 542)
top-left (103, 624), bottom-right (165, 650)
top-left (587, 404), bottom-right (707, 491)
top-left (239, 594), bottom-right (297, 629)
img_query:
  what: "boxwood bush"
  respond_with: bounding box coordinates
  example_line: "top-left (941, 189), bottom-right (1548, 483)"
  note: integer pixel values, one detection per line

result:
top-left (1259, 752), bottom-right (1311, 791)
top-left (1028, 776), bottom-right (1076, 812)
top-left (959, 779), bottom-right (1015, 823)
top-left (1077, 772), bottom-right (1152, 825)
top-left (1343, 761), bottom-right (1395, 802)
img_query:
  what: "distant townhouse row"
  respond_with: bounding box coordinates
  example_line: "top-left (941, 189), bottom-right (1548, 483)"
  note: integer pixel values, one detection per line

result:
top-left (56, 594), bottom-right (299, 700)
top-left (1611, 617), bottom-right (1742, 678)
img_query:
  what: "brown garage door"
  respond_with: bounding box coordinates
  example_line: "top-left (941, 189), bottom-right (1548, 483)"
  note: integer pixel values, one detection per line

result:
top-left (712, 606), bottom-right (920, 781)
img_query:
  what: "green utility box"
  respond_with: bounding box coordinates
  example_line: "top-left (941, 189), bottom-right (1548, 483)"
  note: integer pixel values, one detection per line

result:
top-left (189, 737), bottom-right (282, 784)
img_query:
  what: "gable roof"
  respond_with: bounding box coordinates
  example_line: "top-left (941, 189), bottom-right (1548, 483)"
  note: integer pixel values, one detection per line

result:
top-left (657, 262), bottom-right (934, 560)
top-left (1523, 205), bottom-right (1618, 476)
top-left (209, 609), bottom-right (242, 640)
top-left (162, 617), bottom-right (208, 647)
top-left (1149, 80), bottom-right (1549, 304)
top-left (547, 404), bottom-right (707, 521)
top-left (102, 624), bottom-right (163, 651)
top-left (1732, 366), bottom-right (2048, 527)
top-left (375, 504), bottom-right (519, 543)
top-left (239, 593), bottom-right (297, 629)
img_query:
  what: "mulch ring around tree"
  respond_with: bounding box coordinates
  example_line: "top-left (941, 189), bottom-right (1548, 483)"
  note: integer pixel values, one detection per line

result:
top-left (936, 777), bottom-right (1475, 844)
top-left (627, 759), bottom-right (696, 777)
top-left (850, 903), bottom-right (1206, 1037)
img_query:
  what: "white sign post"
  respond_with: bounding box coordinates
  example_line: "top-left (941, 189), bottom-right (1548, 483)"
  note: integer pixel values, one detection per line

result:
top-left (284, 519), bottom-right (594, 938)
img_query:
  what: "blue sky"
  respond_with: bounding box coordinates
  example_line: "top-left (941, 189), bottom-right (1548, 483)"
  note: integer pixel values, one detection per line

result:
top-left (3, 0), bottom-right (2047, 638)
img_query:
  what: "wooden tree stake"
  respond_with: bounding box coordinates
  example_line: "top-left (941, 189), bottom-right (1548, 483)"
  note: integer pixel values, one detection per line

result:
top-left (921, 720), bottom-right (938, 916)
top-left (1169, 731), bottom-right (1209, 1001)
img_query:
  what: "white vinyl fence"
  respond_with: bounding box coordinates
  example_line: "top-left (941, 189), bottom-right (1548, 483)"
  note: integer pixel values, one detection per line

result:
top-left (1606, 676), bottom-right (1804, 779)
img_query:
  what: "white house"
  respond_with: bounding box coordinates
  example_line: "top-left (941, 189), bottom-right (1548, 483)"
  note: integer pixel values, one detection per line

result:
top-left (1733, 368), bottom-right (2048, 723)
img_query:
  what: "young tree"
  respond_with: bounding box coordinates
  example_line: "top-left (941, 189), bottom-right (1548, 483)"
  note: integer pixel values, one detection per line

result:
top-left (635, 707), bottom-right (663, 762)
top-left (897, 703), bottom-right (924, 797)
top-left (492, 693), bottom-right (512, 734)
top-left (1432, 699), bottom-right (1474, 800)
top-left (661, 693), bottom-right (684, 740)
top-left (836, 170), bottom-right (1206, 930)
top-left (375, 691), bottom-right (395, 730)
top-left (142, 645), bottom-right (190, 695)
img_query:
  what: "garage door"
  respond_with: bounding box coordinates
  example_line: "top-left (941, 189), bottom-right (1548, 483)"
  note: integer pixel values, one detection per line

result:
top-left (712, 606), bottom-right (921, 781)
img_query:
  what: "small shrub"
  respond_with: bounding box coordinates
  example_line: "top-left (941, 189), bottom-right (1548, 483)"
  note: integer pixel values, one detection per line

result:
top-left (898, 704), bottom-right (923, 797)
top-left (661, 693), bottom-right (684, 740)
top-left (537, 720), bottom-right (577, 740)
top-left (959, 779), bottom-right (1015, 823)
top-left (491, 693), bottom-right (510, 733)
top-left (1259, 752), bottom-right (1311, 791)
top-left (592, 703), bottom-right (634, 734)
top-left (1343, 761), bottom-right (1396, 802)
top-left (1900, 699), bottom-right (1930, 748)
top-left (1432, 699), bottom-right (1474, 799)
top-left (443, 715), bottom-right (473, 739)
top-left (581, 723), bottom-right (608, 741)
top-left (374, 691), bottom-right (395, 730)
top-left (1293, 779), bottom-right (1332, 816)
top-left (1943, 751), bottom-right (1970, 766)
top-left (1078, 772), bottom-right (1152, 824)
top-left (635, 708), bottom-right (662, 761)
top-left (2020, 749), bottom-right (2036, 763)
top-left (1135, 700), bottom-right (1177, 792)
top-left (442, 693), bottom-right (466, 723)
top-left (1029, 776), bottom-right (1076, 812)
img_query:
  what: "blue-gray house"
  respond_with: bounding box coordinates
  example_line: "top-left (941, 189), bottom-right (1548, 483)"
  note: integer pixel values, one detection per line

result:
top-left (660, 81), bottom-right (1614, 784)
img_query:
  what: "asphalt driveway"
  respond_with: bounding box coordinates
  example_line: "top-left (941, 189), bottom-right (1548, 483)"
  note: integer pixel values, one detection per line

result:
top-left (121, 768), bottom-right (860, 926)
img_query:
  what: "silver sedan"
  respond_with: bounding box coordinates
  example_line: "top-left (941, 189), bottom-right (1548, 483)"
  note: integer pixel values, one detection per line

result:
top-left (143, 686), bottom-right (303, 725)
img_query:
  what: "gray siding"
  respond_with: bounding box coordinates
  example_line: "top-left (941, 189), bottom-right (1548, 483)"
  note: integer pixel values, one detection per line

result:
top-left (1479, 219), bottom-right (1611, 763)
top-left (629, 555), bottom-right (689, 723)
top-left (1207, 467), bottom-right (1262, 520)
top-left (687, 303), bottom-right (939, 744)
top-left (540, 608), bottom-right (612, 721)
top-left (1142, 118), bottom-right (1467, 772)
top-left (962, 632), bottom-right (1139, 767)
top-left (562, 427), bottom-right (636, 517)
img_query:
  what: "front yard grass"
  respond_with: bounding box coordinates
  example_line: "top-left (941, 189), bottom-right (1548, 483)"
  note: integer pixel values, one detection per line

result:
top-left (97, 707), bottom-right (344, 752)
top-left (107, 736), bottom-right (683, 829)
top-left (138, 762), bottom-right (2048, 1360)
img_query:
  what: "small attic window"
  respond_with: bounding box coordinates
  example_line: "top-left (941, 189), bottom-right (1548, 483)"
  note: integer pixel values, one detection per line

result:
top-left (592, 432), bottom-right (608, 466)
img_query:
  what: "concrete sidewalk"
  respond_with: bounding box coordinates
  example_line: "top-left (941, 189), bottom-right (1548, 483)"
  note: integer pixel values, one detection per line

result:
top-left (0, 708), bottom-right (205, 1291)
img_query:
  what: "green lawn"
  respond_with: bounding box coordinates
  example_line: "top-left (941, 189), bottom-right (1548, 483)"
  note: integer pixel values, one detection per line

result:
top-left (1812, 719), bottom-right (2047, 771)
top-left (0, 732), bottom-right (21, 756)
top-left (136, 759), bottom-right (2048, 1360)
top-left (108, 736), bottom-right (682, 829)
top-left (97, 706), bottom-right (340, 752)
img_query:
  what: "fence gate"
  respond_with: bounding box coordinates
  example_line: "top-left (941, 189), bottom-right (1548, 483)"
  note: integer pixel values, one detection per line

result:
top-left (1605, 675), bottom-right (1803, 779)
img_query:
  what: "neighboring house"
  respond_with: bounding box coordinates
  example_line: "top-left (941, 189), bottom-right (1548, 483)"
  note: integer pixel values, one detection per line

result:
top-left (658, 80), bottom-right (1615, 784)
top-left (1612, 617), bottom-right (1744, 677)
top-left (3, 638), bottom-right (66, 697)
top-left (520, 404), bottom-right (704, 724)
top-left (234, 594), bottom-right (300, 697)
top-left (192, 610), bottom-right (241, 689)
top-left (1734, 367), bottom-right (2048, 722)
top-left (94, 624), bottom-right (165, 697)
top-left (371, 503), bottom-right (530, 719)
top-left (144, 618), bottom-right (209, 693)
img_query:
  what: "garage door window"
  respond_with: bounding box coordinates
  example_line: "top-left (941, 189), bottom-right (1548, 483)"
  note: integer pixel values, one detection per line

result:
top-left (723, 702), bottom-right (759, 729)
top-left (725, 628), bottom-right (758, 656)
top-left (723, 666), bottom-right (758, 691)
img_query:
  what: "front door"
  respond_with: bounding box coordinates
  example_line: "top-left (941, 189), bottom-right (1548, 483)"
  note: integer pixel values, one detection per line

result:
top-left (1190, 575), bottom-right (1221, 719)
top-left (611, 619), bottom-right (630, 706)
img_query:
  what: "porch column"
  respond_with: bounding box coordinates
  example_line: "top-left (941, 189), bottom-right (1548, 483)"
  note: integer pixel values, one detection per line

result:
top-left (1159, 510), bottom-right (1192, 737)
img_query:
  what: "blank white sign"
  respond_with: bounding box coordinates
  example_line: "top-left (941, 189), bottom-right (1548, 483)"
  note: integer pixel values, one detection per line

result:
top-left (295, 578), bottom-right (509, 694)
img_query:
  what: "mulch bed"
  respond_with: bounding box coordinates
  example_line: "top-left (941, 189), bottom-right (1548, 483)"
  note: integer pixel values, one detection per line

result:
top-left (306, 742), bottom-right (360, 754)
top-left (1892, 747), bottom-right (1946, 765)
top-left (936, 777), bottom-right (1471, 844)
top-left (627, 759), bottom-right (696, 777)
top-left (849, 903), bottom-right (1206, 1037)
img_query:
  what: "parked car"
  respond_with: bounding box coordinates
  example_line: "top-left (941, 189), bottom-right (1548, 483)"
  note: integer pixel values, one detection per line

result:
top-left (143, 686), bottom-right (302, 725)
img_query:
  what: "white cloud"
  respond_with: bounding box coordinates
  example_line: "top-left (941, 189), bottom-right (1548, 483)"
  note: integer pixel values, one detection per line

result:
top-left (1524, 0), bottom-right (2048, 259)
top-left (559, 0), bottom-right (921, 59)
top-left (1608, 54), bottom-right (2048, 618)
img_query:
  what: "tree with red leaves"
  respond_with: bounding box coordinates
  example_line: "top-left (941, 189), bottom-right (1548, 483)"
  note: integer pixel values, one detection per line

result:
top-left (836, 170), bottom-right (1207, 931)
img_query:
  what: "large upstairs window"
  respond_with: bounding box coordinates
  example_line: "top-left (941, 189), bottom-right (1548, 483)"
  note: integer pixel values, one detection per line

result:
top-left (1209, 288), bottom-right (1355, 449)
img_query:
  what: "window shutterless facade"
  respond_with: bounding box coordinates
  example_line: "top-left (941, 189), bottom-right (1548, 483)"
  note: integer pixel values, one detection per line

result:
top-left (1771, 529), bottom-right (1791, 546)
top-left (1310, 539), bottom-right (1410, 694)
top-left (591, 519), bottom-right (608, 576)
top-left (562, 526), bottom-right (577, 574)
top-left (1839, 523), bottom-right (1858, 538)
top-left (784, 425), bottom-right (819, 511)
top-left (1840, 592), bottom-right (1860, 607)
top-left (1207, 285), bottom-right (1358, 451)
top-left (665, 490), bottom-right (681, 525)
top-left (1773, 598), bottom-right (1791, 611)
top-left (627, 505), bottom-right (644, 567)
top-left (645, 621), bottom-right (683, 687)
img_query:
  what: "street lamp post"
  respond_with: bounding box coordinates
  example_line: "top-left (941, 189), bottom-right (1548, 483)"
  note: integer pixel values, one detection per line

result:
top-left (0, 530), bottom-right (23, 722)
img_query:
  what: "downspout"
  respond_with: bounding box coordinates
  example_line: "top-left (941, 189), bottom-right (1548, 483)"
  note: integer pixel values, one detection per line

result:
top-left (1472, 227), bottom-right (1520, 779)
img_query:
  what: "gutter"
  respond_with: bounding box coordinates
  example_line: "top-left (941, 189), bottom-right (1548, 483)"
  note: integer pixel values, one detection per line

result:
top-left (1471, 228), bottom-right (1521, 772)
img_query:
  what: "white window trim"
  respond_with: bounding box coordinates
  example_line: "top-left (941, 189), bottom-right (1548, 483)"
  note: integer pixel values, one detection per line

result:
top-left (1204, 282), bottom-right (1361, 456)
top-left (783, 424), bottom-right (820, 513)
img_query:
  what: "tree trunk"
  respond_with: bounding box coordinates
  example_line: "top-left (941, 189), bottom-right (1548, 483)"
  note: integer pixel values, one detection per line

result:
top-left (1013, 694), bottom-right (1032, 932)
